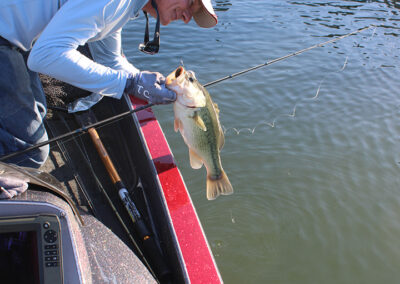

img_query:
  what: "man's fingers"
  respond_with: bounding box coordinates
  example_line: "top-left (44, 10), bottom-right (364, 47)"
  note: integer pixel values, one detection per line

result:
top-left (159, 89), bottom-right (176, 104)
top-left (0, 176), bottom-right (28, 199)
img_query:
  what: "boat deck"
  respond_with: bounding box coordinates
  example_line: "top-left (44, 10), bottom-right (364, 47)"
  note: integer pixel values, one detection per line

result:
top-left (41, 75), bottom-right (143, 252)
top-left (35, 66), bottom-right (223, 283)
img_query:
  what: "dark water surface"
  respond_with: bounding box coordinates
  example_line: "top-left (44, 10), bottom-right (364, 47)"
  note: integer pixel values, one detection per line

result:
top-left (123, 1), bottom-right (400, 283)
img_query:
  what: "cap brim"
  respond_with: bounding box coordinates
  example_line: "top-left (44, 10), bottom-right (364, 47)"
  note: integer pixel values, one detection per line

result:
top-left (193, 0), bottom-right (218, 28)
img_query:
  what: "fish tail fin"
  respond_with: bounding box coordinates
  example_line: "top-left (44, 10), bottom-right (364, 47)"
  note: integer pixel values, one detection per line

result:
top-left (206, 170), bottom-right (233, 200)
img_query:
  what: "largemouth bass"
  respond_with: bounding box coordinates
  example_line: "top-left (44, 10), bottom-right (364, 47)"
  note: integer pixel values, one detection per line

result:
top-left (166, 66), bottom-right (233, 200)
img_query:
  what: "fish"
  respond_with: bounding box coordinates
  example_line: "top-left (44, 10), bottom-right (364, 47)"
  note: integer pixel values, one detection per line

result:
top-left (166, 66), bottom-right (233, 200)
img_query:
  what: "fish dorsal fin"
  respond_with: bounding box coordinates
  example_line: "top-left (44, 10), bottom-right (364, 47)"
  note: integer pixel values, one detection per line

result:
top-left (218, 128), bottom-right (225, 150)
top-left (214, 103), bottom-right (220, 115)
top-left (211, 102), bottom-right (224, 149)
top-left (193, 113), bottom-right (207, 131)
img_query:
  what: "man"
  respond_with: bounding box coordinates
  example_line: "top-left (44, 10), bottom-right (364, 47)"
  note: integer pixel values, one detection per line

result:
top-left (0, 0), bottom-right (217, 197)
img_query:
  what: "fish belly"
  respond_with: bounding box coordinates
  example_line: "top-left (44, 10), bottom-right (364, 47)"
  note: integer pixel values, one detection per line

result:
top-left (174, 101), bottom-right (233, 200)
top-left (174, 104), bottom-right (222, 176)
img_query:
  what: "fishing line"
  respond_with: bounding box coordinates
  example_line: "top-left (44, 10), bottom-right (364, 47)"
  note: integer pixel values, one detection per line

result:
top-left (0, 25), bottom-right (374, 163)
top-left (222, 26), bottom-right (377, 136)
top-left (222, 53), bottom-right (352, 135)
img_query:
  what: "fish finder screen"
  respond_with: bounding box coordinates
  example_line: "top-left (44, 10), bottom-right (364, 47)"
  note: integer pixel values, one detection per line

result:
top-left (0, 231), bottom-right (40, 284)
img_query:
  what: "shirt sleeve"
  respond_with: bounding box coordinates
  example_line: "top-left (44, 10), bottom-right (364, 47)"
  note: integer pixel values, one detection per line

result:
top-left (27, 0), bottom-right (134, 99)
top-left (88, 29), bottom-right (140, 75)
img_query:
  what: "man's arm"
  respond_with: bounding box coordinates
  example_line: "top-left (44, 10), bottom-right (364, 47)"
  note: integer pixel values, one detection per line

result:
top-left (28, 0), bottom-right (134, 99)
top-left (88, 29), bottom-right (140, 75)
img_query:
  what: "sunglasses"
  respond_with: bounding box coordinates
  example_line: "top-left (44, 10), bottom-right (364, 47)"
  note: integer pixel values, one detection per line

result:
top-left (139, 0), bottom-right (160, 55)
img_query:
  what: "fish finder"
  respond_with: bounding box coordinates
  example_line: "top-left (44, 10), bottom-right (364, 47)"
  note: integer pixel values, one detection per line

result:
top-left (0, 214), bottom-right (63, 284)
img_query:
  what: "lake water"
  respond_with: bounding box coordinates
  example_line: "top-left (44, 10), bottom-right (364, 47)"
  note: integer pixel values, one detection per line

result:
top-left (122, 1), bottom-right (400, 283)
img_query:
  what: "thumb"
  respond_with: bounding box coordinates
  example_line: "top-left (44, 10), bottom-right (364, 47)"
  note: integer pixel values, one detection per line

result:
top-left (163, 89), bottom-right (176, 103)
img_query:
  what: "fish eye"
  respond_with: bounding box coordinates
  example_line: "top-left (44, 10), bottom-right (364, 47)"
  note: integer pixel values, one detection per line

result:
top-left (189, 77), bottom-right (194, 83)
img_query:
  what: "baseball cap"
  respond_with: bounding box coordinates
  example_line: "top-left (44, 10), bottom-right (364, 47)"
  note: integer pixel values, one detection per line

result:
top-left (193, 0), bottom-right (218, 28)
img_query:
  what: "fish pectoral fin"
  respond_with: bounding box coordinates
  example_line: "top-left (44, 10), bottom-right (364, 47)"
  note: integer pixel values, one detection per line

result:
top-left (174, 118), bottom-right (182, 132)
top-left (189, 148), bottom-right (203, 169)
top-left (193, 113), bottom-right (207, 131)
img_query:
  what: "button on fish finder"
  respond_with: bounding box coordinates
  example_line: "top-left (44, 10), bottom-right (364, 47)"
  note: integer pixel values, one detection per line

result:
top-left (44, 229), bottom-right (58, 243)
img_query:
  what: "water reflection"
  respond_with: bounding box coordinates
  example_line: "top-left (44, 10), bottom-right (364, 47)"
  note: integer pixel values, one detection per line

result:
top-left (214, 0), bottom-right (232, 12)
top-left (291, 0), bottom-right (399, 37)
top-left (125, 2), bottom-right (400, 282)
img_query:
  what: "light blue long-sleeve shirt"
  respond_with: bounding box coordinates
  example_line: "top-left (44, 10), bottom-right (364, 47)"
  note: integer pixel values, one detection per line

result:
top-left (0, 0), bottom-right (148, 99)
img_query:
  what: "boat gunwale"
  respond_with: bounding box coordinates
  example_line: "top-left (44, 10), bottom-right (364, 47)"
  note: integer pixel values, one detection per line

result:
top-left (127, 95), bottom-right (223, 284)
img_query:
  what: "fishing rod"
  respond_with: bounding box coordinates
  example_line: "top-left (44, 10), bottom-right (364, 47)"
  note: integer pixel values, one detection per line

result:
top-left (75, 110), bottom-right (171, 280)
top-left (204, 25), bottom-right (374, 87)
top-left (0, 25), bottom-right (373, 163)
top-left (0, 103), bottom-right (154, 162)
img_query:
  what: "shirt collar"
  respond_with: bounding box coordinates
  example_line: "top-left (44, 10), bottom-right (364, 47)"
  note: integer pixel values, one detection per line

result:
top-left (131, 0), bottom-right (149, 19)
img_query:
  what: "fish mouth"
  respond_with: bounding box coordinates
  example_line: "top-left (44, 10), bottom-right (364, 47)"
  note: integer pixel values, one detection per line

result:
top-left (166, 66), bottom-right (185, 85)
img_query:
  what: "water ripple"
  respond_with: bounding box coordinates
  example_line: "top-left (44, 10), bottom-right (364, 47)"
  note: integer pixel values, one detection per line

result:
top-left (126, 1), bottom-right (400, 283)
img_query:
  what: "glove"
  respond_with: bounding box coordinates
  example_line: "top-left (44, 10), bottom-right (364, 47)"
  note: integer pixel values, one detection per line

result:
top-left (0, 176), bottom-right (28, 199)
top-left (125, 71), bottom-right (176, 104)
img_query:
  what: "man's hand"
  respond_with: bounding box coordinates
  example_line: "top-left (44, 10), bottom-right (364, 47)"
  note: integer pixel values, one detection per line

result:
top-left (0, 176), bottom-right (28, 199)
top-left (125, 71), bottom-right (176, 104)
